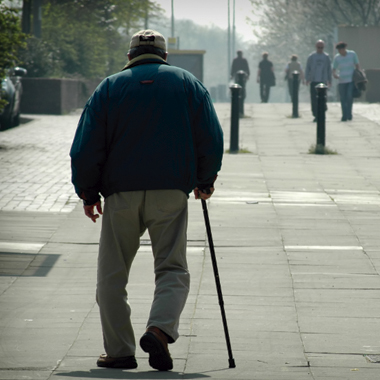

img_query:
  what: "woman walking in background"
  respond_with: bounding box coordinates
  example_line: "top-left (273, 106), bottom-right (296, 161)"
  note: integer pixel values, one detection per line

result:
top-left (285, 54), bottom-right (304, 101)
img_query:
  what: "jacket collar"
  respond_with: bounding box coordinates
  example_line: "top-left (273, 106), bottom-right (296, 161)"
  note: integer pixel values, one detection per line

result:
top-left (121, 54), bottom-right (169, 71)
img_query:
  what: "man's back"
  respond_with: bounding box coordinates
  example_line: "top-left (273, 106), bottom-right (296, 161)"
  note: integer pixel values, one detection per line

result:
top-left (231, 57), bottom-right (250, 76)
top-left (259, 59), bottom-right (273, 81)
top-left (288, 61), bottom-right (301, 73)
top-left (71, 59), bottom-right (223, 200)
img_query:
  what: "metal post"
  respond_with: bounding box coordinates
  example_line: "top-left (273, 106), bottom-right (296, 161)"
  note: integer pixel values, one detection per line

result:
top-left (292, 71), bottom-right (299, 118)
top-left (229, 84), bottom-right (241, 154)
top-left (171, 0), bottom-right (174, 38)
top-left (235, 70), bottom-right (246, 117)
top-left (316, 83), bottom-right (328, 148)
top-left (144, 0), bottom-right (149, 29)
top-left (232, 0), bottom-right (235, 57)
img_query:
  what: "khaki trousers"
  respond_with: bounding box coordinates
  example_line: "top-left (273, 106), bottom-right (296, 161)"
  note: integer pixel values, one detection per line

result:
top-left (96, 190), bottom-right (190, 357)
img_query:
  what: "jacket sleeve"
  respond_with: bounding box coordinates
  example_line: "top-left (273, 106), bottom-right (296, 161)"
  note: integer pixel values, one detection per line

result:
top-left (353, 51), bottom-right (359, 65)
top-left (305, 55), bottom-right (311, 82)
top-left (245, 59), bottom-right (250, 76)
top-left (193, 91), bottom-right (224, 188)
top-left (70, 81), bottom-right (108, 204)
top-left (326, 55), bottom-right (332, 82)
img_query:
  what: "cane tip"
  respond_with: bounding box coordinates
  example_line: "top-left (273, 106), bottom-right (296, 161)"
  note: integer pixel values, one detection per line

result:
top-left (229, 358), bottom-right (236, 368)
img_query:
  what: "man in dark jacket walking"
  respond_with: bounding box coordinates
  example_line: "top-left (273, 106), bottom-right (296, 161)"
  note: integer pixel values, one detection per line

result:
top-left (70, 30), bottom-right (223, 371)
top-left (231, 50), bottom-right (250, 109)
top-left (230, 50), bottom-right (250, 80)
top-left (257, 52), bottom-right (275, 103)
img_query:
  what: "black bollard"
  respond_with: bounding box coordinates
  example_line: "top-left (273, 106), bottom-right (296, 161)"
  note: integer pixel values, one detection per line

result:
top-left (292, 71), bottom-right (299, 118)
top-left (315, 83), bottom-right (328, 148)
top-left (235, 70), bottom-right (247, 117)
top-left (229, 84), bottom-right (241, 154)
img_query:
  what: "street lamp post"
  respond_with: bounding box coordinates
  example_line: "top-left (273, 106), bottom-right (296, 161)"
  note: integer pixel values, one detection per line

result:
top-left (171, 0), bottom-right (175, 39)
top-left (232, 0), bottom-right (235, 58)
top-left (227, 0), bottom-right (231, 82)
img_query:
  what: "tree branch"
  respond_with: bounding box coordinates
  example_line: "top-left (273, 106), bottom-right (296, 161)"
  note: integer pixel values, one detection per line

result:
top-left (334, 0), bottom-right (353, 24)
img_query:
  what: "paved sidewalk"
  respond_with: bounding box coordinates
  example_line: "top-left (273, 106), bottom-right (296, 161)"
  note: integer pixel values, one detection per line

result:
top-left (0, 113), bottom-right (80, 213)
top-left (1, 102), bottom-right (380, 379)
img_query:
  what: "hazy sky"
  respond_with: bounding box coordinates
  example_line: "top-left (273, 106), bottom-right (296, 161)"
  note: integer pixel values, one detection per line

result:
top-left (154, 0), bottom-right (257, 41)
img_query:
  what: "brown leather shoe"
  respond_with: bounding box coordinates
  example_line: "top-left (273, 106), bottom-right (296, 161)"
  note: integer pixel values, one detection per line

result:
top-left (140, 326), bottom-right (173, 371)
top-left (96, 354), bottom-right (137, 369)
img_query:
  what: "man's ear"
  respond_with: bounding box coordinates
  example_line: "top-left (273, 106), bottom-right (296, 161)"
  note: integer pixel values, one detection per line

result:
top-left (164, 53), bottom-right (168, 61)
top-left (127, 53), bottom-right (131, 61)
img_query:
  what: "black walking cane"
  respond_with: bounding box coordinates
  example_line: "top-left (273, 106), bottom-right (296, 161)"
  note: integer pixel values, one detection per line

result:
top-left (201, 195), bottom-right (236, 368)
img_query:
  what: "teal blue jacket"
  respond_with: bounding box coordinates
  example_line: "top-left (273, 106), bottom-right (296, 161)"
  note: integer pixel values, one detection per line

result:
top-left (70, 58), bottom-right (223, 204)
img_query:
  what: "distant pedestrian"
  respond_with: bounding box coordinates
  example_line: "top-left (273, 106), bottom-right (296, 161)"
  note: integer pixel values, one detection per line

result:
top-left (230, 50), bottom-right (250, 80)
top-left (70, 29), bottom-right (223, 371)
top-left (257, 52), bottom-right (275, 103)
top-left (285, 54), bottom-right (304, 101)
top-left (332, 41), bottom-right (360, 121)
top-left (305, 40), bottom-right (332, 122)
top-left (231, 50), bottom-right (250, 102)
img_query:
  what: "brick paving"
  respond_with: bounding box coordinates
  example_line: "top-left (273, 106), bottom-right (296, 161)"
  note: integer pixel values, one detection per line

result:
top-left (0, 112), bottom-right (81, 213)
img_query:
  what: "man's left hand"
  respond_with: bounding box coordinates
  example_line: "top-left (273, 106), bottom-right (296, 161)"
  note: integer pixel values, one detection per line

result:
top-left (193, 187), bottom-right (215, 200)
top-left (83, 201), bottom-right (103, 223)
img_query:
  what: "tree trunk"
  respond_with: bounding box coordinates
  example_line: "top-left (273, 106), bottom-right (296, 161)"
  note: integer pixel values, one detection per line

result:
top-left (21, 0), bottom-right (32, 34)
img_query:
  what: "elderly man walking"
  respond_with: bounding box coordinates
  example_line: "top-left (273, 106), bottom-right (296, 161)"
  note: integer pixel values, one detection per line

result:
top-left (305, 40), bottom-right (332, 122)
top-left (70, 29), bottom-right (223, 371)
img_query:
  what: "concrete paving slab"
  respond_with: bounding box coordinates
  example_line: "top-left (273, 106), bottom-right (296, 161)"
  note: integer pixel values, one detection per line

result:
top-left (286, 249), bottom-right (367, 262)
top-left (291, 272), bottom-right (380, 289)
top-left (273, 204), bottom-right (344, 219)
top-left (297, 302), bottom-right (380, 319)
top-left (207, 249), bottom-right (289, 266)
top-left (311, 366), bottom-right (380, 380)
top-left (0, 370), bottom-right (52, 380)
top-left (356, 239), bottom-right (380, 251)
top-left (298, 315), bottom-right (380, 336)
top-left (185, 353), bottom-right (312, 380)
top-left (196, 294), bottom-right (294, 307)
top-left (302, 331), bottom-right (380, 356)
top-left (0, 211), bottom-right (68, 243)
top-left (294, 288), bottom-right (380, 302)
top-left (290, 263), bottom-right (376, 275)
top-left (211, 227), bottom-right (282, 247)
top-left (278, 218), bottom-right (352, 230)
top-left (309, 352), bottom-right (379, 368)
top-left (281, 232), bottom-right (361, 247)
top-left (50, 206), bottom-right (102, 244)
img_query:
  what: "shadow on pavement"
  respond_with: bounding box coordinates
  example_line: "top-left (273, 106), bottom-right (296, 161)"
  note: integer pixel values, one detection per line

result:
top-left (0, 252), bottom-right (60, 277)
top-left (20, 116), bottom-right (35, 124)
